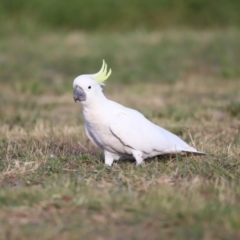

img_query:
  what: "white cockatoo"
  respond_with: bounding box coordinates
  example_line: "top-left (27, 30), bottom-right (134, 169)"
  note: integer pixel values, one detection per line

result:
top-left (73, 60), bottom-right (205, 166)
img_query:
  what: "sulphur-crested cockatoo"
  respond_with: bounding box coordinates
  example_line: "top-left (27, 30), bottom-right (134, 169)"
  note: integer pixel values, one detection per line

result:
top-left (73, 60), bottom-right (205, 166)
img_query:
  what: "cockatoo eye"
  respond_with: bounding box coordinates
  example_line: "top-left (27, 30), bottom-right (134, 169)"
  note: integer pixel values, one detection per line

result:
top-left (88, 86), bottom-right (91, 89)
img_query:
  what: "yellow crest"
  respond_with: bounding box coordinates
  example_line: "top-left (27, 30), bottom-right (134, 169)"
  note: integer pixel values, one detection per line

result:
top-left (92, 60), bottom-right (112, 84)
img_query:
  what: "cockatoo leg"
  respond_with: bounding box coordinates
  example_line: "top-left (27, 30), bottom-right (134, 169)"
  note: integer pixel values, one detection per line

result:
top-left (132, 150), bottom-right (144, 166)
top-left (104, 150), bottom-right (120, 166)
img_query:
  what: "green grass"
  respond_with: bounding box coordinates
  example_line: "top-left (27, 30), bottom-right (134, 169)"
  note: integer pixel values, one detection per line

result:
top-left (0, 29), bottom-right (240, 239)
top-left (1, 0), bottom-right (240, 30)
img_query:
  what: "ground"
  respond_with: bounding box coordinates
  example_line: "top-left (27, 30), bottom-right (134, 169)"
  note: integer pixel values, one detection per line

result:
top-left (0, 29), bottom-right (240, 239)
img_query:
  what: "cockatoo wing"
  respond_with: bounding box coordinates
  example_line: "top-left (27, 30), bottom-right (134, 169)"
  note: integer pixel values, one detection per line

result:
top-left (110, 111), bottom-right (153, 154)
top-left (110, 109), bottom-right (204, 156)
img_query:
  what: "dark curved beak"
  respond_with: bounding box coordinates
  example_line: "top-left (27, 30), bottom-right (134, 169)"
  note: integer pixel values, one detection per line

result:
top-left (73, 86), bottom-right (86, 102)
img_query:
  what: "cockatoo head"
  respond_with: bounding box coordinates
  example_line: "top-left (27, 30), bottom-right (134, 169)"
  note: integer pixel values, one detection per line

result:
top-left (73, 60), bottom-right (111, 103)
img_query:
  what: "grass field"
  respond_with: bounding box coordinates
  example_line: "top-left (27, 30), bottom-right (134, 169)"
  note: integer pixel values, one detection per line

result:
top-left (1, 0), bottom-right (240, 30)
top-left (0, 29), bottom-right (240, 239)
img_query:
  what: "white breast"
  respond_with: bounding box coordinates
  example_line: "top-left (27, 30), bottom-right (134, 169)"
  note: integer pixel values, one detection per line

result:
top-left (83, 107), bottom-right (127, 155)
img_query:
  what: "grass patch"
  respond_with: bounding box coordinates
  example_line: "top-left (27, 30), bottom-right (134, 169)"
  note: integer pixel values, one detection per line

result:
top-left (1, 0), bottom-right (240, 30)
top-left (0, 29), bottom-right (240, 239)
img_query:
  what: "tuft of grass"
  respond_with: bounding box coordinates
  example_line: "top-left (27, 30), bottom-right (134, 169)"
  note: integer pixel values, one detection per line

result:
top-left (225, 101), bottom-right (240, 117)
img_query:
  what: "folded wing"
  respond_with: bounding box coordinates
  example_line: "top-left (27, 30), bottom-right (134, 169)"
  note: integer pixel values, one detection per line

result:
top-left (110, 109), bottom-right (205, 156)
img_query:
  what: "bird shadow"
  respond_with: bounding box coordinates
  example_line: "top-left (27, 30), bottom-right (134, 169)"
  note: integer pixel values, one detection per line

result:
top-left (101, 153), bottom-right (188, 165)
top-left (98, 151), bottom-right (204, 165)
